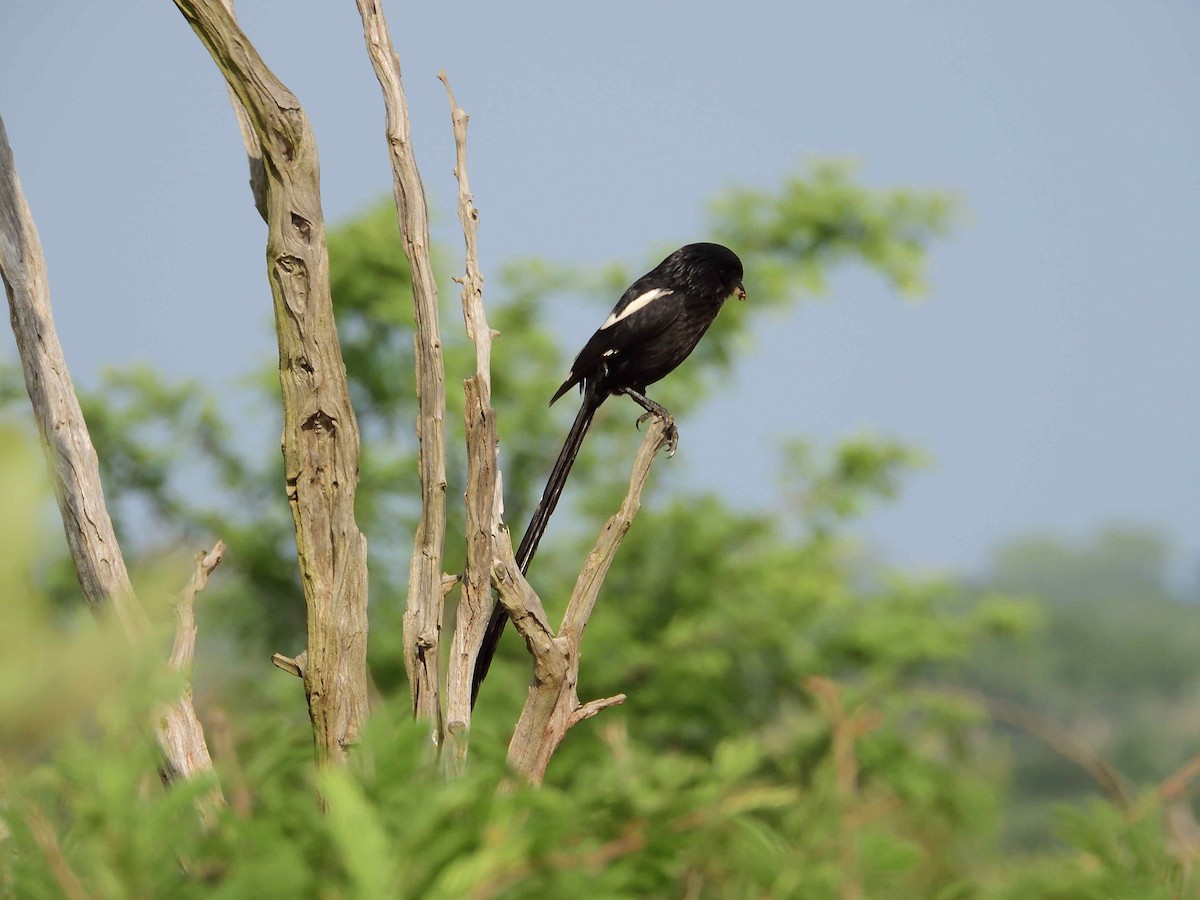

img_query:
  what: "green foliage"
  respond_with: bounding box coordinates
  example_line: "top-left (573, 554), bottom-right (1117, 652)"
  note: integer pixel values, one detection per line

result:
top-left (781, 434), bottom-right (927, 536)
top-left (712, 159), bottom-right (957, 304)
top-left (33, 162), bottom-right (956, 658)
top-left (965, 527), bottom-right (1200, 849)
top-left (2, 422), bottom-right (1189, 896)
top-left (2, 163), bottom-right (1194, 898)
top-left (0, 429), bottom-right (135, 762)
top-left (0, 428), bottom-right (947, 897)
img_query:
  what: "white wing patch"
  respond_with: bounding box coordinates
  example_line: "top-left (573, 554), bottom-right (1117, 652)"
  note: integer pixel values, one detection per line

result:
top-left (600, 288), bottom-right (673, 330)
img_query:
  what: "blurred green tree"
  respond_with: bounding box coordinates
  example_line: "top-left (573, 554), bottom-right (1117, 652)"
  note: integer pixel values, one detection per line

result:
top-left (5, 161), bottom-right (1194, 897)
top-left (59, 162), bottom-right (956, 667)
top-left (965, 527), bottom-right (1200, 847)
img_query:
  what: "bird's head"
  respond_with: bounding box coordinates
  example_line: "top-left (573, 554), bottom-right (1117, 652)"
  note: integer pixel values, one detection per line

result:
top-left (672, 242), bottom-right (746, 302)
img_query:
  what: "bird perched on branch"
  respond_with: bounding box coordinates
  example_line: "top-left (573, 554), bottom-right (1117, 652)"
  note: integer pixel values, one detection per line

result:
top-left (471, 242), bottom-right (746, 706)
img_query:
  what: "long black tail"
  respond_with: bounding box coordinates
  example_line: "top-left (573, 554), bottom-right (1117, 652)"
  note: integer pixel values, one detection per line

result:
top-left (470, 384), bottom-right (603, 707)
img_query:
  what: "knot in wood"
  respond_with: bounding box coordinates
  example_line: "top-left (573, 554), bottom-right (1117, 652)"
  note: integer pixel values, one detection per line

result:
top-left (289, 212), bottom-right (312, 243)
top-left (276, 254), bottom-right (304, 274)
top-left (302, 410), bottom-right (336, 434)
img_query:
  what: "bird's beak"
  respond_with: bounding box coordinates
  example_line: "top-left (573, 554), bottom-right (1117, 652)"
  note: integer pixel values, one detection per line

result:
top-left (735, 283), bottom-right (747, 301)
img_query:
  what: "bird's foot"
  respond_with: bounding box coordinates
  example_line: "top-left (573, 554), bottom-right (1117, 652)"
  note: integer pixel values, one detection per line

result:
top-left (635, 410), bottom-right (679, 455)
top-left (623, 387), bottom-right (678, 455)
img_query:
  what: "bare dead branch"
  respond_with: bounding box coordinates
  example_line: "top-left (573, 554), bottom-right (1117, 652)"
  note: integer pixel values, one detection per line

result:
top-left (271, 652), bottom-right (305, 678)
top-left (1160, 751), bottom-right (1200, 802)
top-left (168, 541), bottom-right (225, 673)
top-left (438, 73), bottom-right (490, 390)
top-left (173, 0), bottom-right (370, 765)
top-left (559, 418), bottom-right (673, 643)
top-left (439, 73), bottom-right (500, 772)
top-left (965, 690), bottom-right (1134, 811)
top-left (2, 113), bottom-right (224, 797)
top-left (215, 0), bottom-right (266, 220)
top-left (569, 693), bottom-right (627, 728)
top-left (491, 533), bottom-right (557, 661)
top-left (0, 114), bottom-right (147, 640)
top-left (353, 0), bottom-right (448, 742)
top-left (504, 417), bottom-right (674, 783)
top-left (158, 543), bottom-right (227, 823)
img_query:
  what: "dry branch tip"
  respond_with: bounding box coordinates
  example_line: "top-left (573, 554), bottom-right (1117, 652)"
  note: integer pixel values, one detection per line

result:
top-left (271, 653), bottom-right (305, 679)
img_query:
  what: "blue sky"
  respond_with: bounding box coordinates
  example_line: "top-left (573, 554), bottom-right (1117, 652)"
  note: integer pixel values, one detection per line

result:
top-left (2, 1), bottom-right (1197, 581)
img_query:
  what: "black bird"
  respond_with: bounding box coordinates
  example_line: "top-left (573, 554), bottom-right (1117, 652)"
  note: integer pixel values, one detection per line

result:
top-left (471, 242), bottom-right (746, 706)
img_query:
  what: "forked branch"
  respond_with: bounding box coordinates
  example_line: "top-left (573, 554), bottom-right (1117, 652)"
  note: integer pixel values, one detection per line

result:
top-left (496, 417), bottom-right (674, 783)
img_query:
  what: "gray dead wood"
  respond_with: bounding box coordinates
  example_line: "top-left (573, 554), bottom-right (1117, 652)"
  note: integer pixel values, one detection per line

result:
top-left (439, 73), bottom-right (500, 774)
top-left (173, 0), bottom-right (370, 765)
top-left (0, 115), bottom-right (146, 639)
top-left (354, 0), bottom-right (449, 742)
top-left (160, 542), bottom-right (227, 823)
top-left (1, 113), bottom-right (222, 795)
top-left (494, 419), bottom-right (674, 783)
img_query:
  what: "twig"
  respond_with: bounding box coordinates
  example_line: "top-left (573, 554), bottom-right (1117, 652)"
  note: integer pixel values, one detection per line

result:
top-left (439, 72), bottom-right (500, 773)
top-left (169, 541), bottom-right (225, 673)
top-left (174, 0), bottom-right (371, 766)
top-left (158, 543), bottom-right (227, 823)
top-left (569, 694), bottom-right (628, 728)
top-left (502, 417), bottom-right (673, 783)
top-left (438, 73), bottom-right (490, 391)
top-left (271, 652), bottom-right (305, 678)
top-left (1160, 751), bottom-right (1200, 802)
top-left (964, 689), bottom-right (1133, 811)
top-left (353, 0), bottom-right (448, 743)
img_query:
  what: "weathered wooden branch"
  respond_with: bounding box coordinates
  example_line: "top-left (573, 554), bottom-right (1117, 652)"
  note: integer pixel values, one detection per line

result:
top-left (496, 418), bottom-right (674, 783)
top-left (1, 112), bottom-right (222, 793)
top-left (159, 542), bottom-right (227, 823)
top-left (173, 0), bottom-right (370, 765)
top-left (971, 691), bottom-right (1133, 811)
top-left (216, 0), bottom-right (267, 221)
top-left (353, 0), bottom-right (449, 743)
top-left (0, 115), bottom-right (147, 639)
top-left (439, 73), bottom-right (500, 774)
top-left (270, 651), bottom-right (306, 678)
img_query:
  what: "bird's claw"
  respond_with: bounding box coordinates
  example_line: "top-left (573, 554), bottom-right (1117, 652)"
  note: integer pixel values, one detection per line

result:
top-left (635, 411), bottom-right (679, 456)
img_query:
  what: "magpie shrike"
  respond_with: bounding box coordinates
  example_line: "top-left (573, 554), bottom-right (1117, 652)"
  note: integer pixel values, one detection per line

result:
top-left (471, 242), bottom-right (746, 706)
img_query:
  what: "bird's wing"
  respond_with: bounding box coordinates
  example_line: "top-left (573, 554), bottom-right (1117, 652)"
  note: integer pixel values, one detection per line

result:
top-left (551, 283), bottom-right (685, 403)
